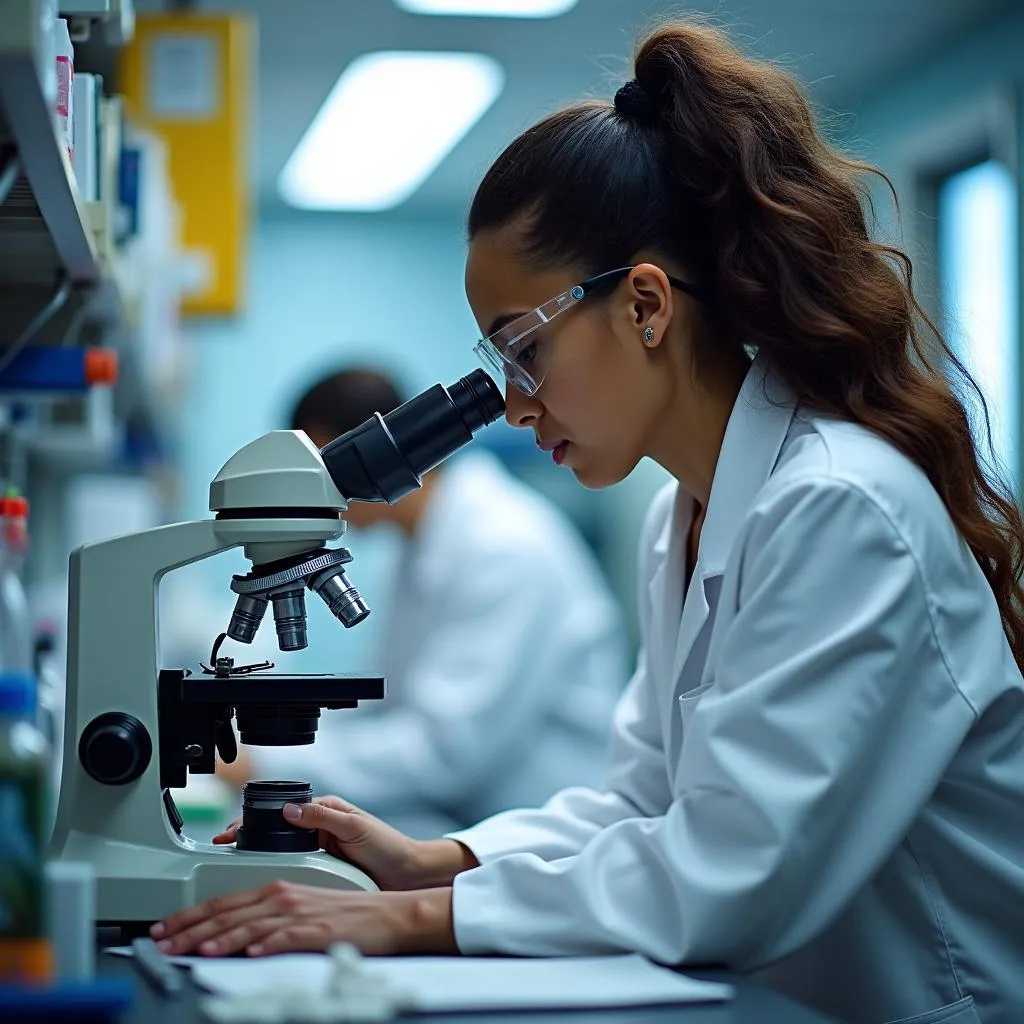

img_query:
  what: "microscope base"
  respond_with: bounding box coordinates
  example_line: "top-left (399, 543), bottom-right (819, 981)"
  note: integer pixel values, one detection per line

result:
top-left (56, 831), bottom-right (377, 924)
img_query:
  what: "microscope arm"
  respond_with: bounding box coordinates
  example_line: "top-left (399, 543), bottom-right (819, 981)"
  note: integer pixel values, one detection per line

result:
top-left (53, 517), bottom-right (344, 859)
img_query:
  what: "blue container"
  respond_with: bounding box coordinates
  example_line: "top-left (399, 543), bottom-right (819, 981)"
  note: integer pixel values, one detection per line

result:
top-left (0, 348), bottom-right (117, 393)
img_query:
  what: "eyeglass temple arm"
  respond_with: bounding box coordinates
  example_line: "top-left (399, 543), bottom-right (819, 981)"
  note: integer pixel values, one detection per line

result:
top-left (578, 267), bottom-right (705, 303)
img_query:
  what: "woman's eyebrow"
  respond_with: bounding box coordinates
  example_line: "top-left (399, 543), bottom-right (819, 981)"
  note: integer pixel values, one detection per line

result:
top-left (487, 310), bottom-right (528, 336)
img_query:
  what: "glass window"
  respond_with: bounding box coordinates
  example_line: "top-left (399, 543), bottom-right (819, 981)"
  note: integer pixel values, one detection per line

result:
top-left (937, 159), bottom-right (1019, 486)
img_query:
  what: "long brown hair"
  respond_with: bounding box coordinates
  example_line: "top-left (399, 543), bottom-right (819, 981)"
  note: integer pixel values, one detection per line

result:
top-left (468, 20), bottom-right (1024, 669)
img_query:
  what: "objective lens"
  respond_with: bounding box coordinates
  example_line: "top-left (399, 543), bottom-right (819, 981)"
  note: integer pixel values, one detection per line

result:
top-left (271, 588), bottom-right (307, 651)
top-left (227, 593), bottom-right (269, 644)
top-left (235, 780), bottom-right (317, 853)
top-left (311, 567), bottom-right (370, 628)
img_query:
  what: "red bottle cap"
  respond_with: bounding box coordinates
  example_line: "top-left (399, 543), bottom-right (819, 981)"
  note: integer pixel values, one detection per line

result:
top-left (85, 348), bottom-right (119, 386)
top-left (1, 496), bottom-right (28, 518)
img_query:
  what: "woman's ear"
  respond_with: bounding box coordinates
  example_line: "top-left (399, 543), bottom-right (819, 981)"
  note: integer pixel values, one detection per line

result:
top-left (625, 263), bottom-right (674, 348)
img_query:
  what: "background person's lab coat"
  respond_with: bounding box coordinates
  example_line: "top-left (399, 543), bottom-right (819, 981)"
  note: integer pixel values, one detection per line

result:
top-left (252, 451), bottom-right (627, 838)
top-left (448, 359), bottom-right (1024, 1024)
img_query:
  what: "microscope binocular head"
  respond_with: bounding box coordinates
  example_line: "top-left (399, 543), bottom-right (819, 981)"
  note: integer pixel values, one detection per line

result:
top-left (216, 368), bottom-right (504, 655)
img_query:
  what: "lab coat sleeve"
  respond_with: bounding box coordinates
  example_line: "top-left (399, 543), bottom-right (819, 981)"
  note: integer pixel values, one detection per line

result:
top-left (447, 486), bottom-right (678, 863)
top-left (254, 537), bottom-right (613, 823)
top-left (447, 643), bottom-right (673, 862)
top-left (450, 477), bottom-right (978, 966)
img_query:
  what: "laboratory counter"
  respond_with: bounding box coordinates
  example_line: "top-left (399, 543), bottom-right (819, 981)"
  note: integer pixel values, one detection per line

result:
top-left (97, 944), bottom-right (839, 1024)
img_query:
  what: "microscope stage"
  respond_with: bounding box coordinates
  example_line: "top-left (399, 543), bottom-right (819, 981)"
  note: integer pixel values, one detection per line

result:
top-left (159, 670), bottom-right (385, 704)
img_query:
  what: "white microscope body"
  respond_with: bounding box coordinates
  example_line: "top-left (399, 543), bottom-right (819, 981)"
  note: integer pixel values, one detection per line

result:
top-left (49, 432), bottom-right (378, 924)
top-left (48, 371), bottom-right (505, 927)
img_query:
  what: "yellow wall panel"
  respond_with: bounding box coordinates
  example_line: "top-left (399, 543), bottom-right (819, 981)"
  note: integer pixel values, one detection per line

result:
top-left (120, 14), bottom-right (254, 316)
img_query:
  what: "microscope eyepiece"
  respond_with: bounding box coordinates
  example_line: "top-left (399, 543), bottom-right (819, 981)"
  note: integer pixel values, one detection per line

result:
top-left (448, 369), bottom-right (506, 433)
top-left (319, 368), bottom-right (504, 505)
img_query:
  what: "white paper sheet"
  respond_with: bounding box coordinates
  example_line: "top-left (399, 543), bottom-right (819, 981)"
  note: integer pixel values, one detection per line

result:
top-left (106, 948), bottom-right (732, 1012)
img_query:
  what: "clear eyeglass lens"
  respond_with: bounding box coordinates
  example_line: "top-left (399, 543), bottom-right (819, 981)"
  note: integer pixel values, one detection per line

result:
top-left (473, 339), bottom-right (540, 397)
top-left (473, 283), bottom-right (586, 398)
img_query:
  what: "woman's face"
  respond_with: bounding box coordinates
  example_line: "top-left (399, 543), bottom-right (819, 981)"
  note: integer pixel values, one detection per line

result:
top-left (465, 225), bottom-right (680, 489)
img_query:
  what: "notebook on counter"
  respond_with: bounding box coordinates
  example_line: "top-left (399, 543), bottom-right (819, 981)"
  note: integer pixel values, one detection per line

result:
top-left (107, 947), bottom-right (733, 1013)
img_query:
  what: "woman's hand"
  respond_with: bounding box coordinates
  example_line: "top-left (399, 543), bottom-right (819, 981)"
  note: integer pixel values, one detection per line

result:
top-left (212, 796), bottom-right (478, 891)
top-left (149, 884), bottom-right (456, 957)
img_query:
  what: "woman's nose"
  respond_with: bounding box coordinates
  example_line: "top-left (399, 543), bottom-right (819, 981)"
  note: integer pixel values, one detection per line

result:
top-left (504, 385), bottom-right (541, 428)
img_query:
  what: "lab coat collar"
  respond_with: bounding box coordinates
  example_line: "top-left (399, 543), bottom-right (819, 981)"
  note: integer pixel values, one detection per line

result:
top-left (698, 354), bottom-right (798, 576)
top-left (651, 354), bottom-right (797, 695)
top-left (650, 353), bottom-right (797, 576)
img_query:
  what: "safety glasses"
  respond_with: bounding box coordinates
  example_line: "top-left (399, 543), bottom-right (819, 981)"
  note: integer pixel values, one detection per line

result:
top-left (473, 266), bottom-right (700, 397)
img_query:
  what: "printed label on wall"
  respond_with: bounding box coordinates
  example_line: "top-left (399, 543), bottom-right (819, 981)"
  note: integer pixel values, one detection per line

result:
top-left (148, 34), bottom-right (221, 120)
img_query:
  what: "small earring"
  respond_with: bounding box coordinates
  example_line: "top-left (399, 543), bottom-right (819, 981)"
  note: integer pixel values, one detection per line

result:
top-left (643, 327), bottom-right (655, 345)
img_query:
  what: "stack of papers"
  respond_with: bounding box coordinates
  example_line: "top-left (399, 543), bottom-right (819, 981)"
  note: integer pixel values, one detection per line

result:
top-left (108, 948), bottom-right (732, 1013)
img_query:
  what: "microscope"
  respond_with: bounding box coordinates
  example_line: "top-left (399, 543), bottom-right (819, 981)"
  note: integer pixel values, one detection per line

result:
top-left (49, 371), bottom-right (504, 927)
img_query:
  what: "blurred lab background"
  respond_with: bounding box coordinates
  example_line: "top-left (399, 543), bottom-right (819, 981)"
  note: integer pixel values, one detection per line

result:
top-left (1, 0), bottom-right (1020, 825)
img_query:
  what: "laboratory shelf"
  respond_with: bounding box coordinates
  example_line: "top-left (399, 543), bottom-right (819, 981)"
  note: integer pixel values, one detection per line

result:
top-left (0, 0), bottom-right (125, 347)
top-left (61, 0), bottom-right (135, 46)
top-left (61, 0), bottom-right (114, 12)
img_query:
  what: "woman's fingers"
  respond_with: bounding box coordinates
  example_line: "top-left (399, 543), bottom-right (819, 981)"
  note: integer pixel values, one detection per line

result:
top-left (155, 898), bottom-right (277, 955)
top-left (212, 818), bottom-right (241, 845)
top-left (282, 801), bottom-right (367, 846)
top-left (313, 795), bottom-right (362, 815)
top-left (248, 921), bottom-right (337, 957)
top-left (151, 887), bottom-right (440, 959)
top-left (151, 884), bottom-right (272, 944)
top-left (211, 799), bottom-right (359, 848)
top-left (198, 916), bottom-right (295, 957)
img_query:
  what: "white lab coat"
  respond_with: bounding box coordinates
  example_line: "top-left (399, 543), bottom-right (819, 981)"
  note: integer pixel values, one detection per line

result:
top-left (449, 357), bottom-right (1024, 1024)
top-left (254, 451), bottom-right (627, 838)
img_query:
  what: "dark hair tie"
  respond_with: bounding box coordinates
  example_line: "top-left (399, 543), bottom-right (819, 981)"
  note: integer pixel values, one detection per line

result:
top-left (614, 79), bottom-right (657, 123)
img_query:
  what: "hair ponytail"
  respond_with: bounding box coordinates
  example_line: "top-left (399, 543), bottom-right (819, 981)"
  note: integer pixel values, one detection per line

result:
top-left (469, 20), bottom-right (1024, 671)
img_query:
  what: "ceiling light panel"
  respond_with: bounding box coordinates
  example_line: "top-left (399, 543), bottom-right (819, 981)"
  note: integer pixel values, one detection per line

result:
top-left (395, 0), bottom-right (578, 17)
top-left (279, 51), bottom-right (504, 211)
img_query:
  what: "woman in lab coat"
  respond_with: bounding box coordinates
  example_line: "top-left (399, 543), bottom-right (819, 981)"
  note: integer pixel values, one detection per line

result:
top-left (153, 21), bottom-right (1024, 1024)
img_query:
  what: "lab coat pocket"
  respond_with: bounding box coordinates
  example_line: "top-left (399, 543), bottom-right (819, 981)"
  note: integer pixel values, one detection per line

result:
top-left (886, 995), bottom-right (980, 1024)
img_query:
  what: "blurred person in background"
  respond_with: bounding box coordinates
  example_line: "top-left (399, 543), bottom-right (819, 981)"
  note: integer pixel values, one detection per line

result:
top-left (220, 366), bottom-right (627, 838)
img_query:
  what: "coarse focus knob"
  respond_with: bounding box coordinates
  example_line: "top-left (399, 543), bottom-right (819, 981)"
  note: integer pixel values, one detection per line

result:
top-left (79, 712), bottom-right (153, 785)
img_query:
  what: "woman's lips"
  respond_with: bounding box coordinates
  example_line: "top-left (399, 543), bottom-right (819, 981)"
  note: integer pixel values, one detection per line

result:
top-left (537, 436), bottom-right (569, 466)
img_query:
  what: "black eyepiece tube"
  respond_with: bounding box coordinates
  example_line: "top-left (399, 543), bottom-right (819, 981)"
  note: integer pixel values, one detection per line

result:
top-left (319, 369), bottom-right (504, 504)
